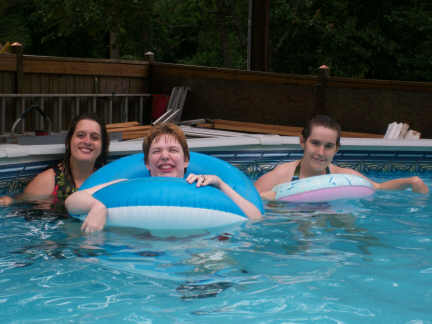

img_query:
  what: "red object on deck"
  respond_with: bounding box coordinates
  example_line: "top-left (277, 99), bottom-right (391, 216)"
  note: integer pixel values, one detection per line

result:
top-left (35, 130), bottom-right (49, 136)
top-left (151, 94), bottom-right (169, 121)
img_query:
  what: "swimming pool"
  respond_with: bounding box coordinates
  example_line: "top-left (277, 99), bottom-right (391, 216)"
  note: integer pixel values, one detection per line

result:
top-left (0, 150), bottom-right (431, 323)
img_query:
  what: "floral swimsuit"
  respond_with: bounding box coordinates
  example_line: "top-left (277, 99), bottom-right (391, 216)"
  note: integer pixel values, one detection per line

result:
top-left (52, 162), bottom-right (77, 202)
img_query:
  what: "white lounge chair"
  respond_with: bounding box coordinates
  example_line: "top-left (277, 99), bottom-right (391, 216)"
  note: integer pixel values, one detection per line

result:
top-left (152, 86), bottom-right (190, 125)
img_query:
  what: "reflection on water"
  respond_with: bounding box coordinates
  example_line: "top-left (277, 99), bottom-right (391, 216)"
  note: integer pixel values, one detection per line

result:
top-left (263, 198), bottom-right (385, 256)
top-left (0, 176), bottom-right (32, 196)
top-left (176, 281), bottom-right (234, 300)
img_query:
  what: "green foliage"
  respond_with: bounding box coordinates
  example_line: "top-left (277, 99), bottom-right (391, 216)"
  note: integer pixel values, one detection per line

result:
top-left (0, 1), bottom-right (34, 48)
top-left (0, 0), bottom-right (431, 80)
top-left (149, 0), bottom-right (248, 68)
top-left (270, 0), bottom-right (432, 80)
top-left (23, 0), bottom-right (154, 58)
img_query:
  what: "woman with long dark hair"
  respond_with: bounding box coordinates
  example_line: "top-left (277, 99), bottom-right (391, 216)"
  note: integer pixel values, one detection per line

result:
top-left (0, 113), bottom-right (109, 206)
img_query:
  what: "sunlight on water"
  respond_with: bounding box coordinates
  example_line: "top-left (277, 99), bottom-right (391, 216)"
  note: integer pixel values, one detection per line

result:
top-left (0, 176), bottom-right (431, 323)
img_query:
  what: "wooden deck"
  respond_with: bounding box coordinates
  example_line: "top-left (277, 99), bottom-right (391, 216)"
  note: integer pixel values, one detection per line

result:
top-left (107, 121), bottom-right (151, 140)
top-left (196, 119), bottom-right (383, 138)
top-left (106, 119), bottom-right (383, 141)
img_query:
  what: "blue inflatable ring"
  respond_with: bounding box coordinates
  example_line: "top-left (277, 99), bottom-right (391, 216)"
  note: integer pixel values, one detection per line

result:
top-left (73, 152), bottom-right (264, 234)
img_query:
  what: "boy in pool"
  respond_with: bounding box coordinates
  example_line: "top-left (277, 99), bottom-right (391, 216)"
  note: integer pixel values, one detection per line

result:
top-left (66, 123), bottom-right (262, 232)
top-left (255, 115), bottom-right (429, 200)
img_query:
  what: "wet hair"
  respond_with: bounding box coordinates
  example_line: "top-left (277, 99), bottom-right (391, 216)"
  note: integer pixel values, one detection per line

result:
top-left (302, 115), bottom-right (341, 146)
top-left (142, 123), bottom-right (190, 164)
top-left (64, 113), bottom-right (109, 181)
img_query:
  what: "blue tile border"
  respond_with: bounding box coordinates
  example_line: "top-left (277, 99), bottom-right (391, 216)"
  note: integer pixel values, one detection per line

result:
top-left (207, 149), bottom-right (432, 161)
top-left (1, 149), bottom-right (432, 193)
top-left (202, 149), bottom-right (432, 179)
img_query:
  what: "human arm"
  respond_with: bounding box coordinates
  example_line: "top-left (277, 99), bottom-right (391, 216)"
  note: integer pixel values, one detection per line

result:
top-left (0, 168), bottom-right (56, 206)
top-left (254, 162), bottom-right (296, 199)
top-left (66, 190), bottom-right (107, 233)
top-left (259, 190), bottom-right (277, 201)
top-left (23, 168), bottom-right (57, 196)
top-left (254, 166), bottom-right (283, 194)
top-left (374, 176), bottom-right (429, 194)
top-left (333, 166), bottom-right (429, 194)
top-left (65, 179), bottom-right (127, 233)
top-left (186, 173), bottom-right (262, 221)
top-left (0, 195), bottom-right (14, 206)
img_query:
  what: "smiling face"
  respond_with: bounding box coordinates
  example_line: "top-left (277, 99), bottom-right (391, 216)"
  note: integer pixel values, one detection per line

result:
top-left (145, 134), bottom-right (189, 178)
top-left (69, 119), bottom-right (103, 165)
top-left (300, 125), bottom-right (339, 174)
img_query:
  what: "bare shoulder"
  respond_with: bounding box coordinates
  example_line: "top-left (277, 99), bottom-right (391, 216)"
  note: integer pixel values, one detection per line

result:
top-left (255, 160), bottom-right (298, 192)
top-left (331, 164), bottom-right (374, 182)
top-left (273, 160), bottom-right (297, 172)
top-left (331, 164), bottom-right (358, 175)
top-left (263, 161), bottom-right (297, 179)
top-left (23, 168), bottom-right (56, 195)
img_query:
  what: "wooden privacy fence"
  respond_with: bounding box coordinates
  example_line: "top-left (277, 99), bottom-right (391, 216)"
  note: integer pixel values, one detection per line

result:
top-left (1, 50), bottom-right (432, 138)
top-left (0, 50), bottom-right (152, 135)
top-left (150, 62), bottom-right (432, 138)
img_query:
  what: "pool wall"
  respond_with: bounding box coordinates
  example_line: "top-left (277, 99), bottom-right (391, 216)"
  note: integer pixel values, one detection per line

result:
top-left (1, 135), bottom-right (432, 191)
top-left (1, 145), bottom-right (432, 194)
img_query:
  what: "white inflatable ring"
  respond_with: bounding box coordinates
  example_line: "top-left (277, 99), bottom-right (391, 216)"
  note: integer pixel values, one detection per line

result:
top-left (273, 174), bottom-right (375, 203)
top-left (71, 152), bottom-right (264, 235)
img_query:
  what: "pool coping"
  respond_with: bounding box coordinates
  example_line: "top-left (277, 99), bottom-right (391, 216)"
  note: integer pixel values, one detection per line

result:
top-left (0, 134), bottom-right (431, 174)
top-left (1, 134), bottom-right (432, 160)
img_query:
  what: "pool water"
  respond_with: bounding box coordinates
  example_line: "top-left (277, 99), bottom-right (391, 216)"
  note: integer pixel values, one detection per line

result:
top-left (0, 174), bottom-right (431, 323)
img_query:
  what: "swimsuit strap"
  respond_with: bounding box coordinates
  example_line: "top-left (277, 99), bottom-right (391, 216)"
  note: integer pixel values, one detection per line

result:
top-left (291, 161), bottom-right (302, 181)
top-left (293, 160), bottom-right (330, 180)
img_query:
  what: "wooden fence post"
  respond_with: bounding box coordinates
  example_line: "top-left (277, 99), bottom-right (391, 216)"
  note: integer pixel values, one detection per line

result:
top-left (145, 51), bottom-right (155, 96)
top-left (145, 51), bottom-right (155, 63)
top-left (12, 43), bottom-right (24, 133)
top-left (12, 42), bottom-right (24, 94)
top-left (314, 65), bottom-right (329, 116)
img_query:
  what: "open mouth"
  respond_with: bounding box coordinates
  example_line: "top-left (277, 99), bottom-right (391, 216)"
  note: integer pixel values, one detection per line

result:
top-left (158, 164), bottom-right (175, 173)
top-left (79, 147), bottom-right (93, 154)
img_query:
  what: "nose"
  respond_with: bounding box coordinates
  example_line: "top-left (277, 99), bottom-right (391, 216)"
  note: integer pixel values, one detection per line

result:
top-left (82, 135), bottom-right (92, 144)
top-left (160, 149), bottom-right (169, 159)
top-left (317, 145), bottom-right (325, 155)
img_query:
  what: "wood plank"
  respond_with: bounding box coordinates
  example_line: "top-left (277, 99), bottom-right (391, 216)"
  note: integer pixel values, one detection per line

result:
top-left (107, 125), bottom-right (152, 133)
top-left (120, 130), bottom-right (151, 140)
top-left (214, 119), bottom-right (304, 133)
top-left (198, 119), bottom-right (303, 136)
top-left (152, 62), bottom-right (317, 86)
top-left (106, 121), bottom-right (140, 129)
top-left (198, 119), bottom-right (383, 138)
top-left (0, 54), bottom-right (16, 72)
top-left (152, 62), bottom-right (432, 92)
top-left (339, 131), bottom-right (382, 138)
top-left (22, 56), bottom-right (150, 77)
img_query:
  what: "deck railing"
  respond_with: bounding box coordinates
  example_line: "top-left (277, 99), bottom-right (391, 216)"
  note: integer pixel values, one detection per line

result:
top-left (0, 93), bottom-right (151, 134)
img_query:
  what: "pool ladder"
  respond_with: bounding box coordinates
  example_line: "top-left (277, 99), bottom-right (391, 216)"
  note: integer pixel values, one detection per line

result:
top-left (11, 105), bottom-right (52, 135)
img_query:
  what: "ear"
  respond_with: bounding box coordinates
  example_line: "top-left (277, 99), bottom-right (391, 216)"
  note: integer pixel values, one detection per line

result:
top-left (184, 159), bottom-right (190, 168)
top-left (300, 135), bottom-right (305, 149)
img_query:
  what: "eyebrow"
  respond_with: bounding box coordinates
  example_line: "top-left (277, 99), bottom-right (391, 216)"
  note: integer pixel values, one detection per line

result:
top-left (76, 130), bottom-right (101, 135)
top-left (150, 144), bottom-right (181, 149)
top-left (310, 139), bottom-right (336, 145)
